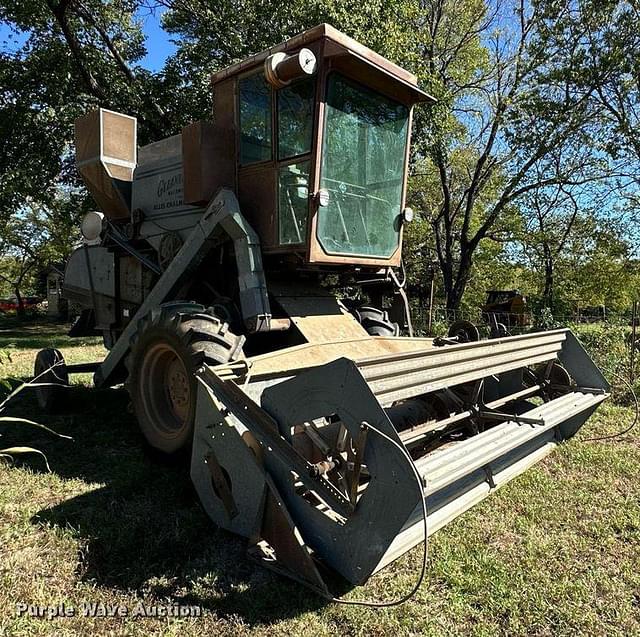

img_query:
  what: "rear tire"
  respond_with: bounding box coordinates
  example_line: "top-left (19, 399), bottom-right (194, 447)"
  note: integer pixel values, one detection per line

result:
top-left (33, 348), bottom-right (68, 412)
top-left (125, 303), bottom-right (244, 454)
top-left (353, 306), bottom-right (400, 337)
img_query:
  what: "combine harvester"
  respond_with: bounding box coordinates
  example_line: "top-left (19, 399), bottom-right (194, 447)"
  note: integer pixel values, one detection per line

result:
top-left (35, 25), bottom-right (609, 598)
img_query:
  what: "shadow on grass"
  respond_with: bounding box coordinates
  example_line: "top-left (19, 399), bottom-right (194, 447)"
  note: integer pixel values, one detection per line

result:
top-left (2, 384), bottom-right (325, 624)
top-left (0, 316), bottom-right (101, 350)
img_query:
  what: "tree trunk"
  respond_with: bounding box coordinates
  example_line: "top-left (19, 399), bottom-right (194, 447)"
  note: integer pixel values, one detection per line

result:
top-left (14, 286), bottom-right (25, 319)
top-left (446, 282), bottom-right (463, 311)
top-left (445, 246), bottom-right (474, 311)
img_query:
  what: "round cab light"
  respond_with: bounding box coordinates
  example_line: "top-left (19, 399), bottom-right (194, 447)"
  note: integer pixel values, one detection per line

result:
top-left (265, 48), bottom-right (317, 88)
top-left (317, 189), bottom-right (330, 207)
top-left (402, 207), bottom-right (415, 223)
top-left (81, 211), bottom-right (105, 242)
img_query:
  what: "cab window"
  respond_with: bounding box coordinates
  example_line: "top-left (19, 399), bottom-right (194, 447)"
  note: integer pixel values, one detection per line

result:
top-left (277, 76), bottom-right (315, 244)
top-left (277, 77), bottom-right (314, 159)
top-left (239, 73), bottom-right (272, 164)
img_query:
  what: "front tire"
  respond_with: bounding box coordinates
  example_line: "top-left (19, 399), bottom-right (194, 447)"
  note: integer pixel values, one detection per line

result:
top-left (126, 304), bottom-right (244, 454)
top-left (353, 306), bottom-right (400, 337)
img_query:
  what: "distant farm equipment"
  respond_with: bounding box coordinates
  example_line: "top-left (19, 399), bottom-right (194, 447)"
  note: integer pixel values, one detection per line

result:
top-left (481, 290), bottom-right (531, 334)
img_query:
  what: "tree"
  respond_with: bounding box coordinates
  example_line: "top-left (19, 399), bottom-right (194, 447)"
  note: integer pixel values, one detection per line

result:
top-left (0, 188), bottom-right (82, 314)
top-left (0, 208), bottom-right (49, 315)
top-left (3, 0), bottom-right (639, 316)
top-left (0, 0), bottom-right (179, 224)
top-left (520, 185), bottom-right (580, 311)
top-left (531, 0), bottom-right (640, 250)
top-left (534, 0), bottom-right (640, 164)
top-left (511, 177), bottom-right (636, 314)
top-left (160, 0), bottom-right (630, 309)
top-left (151, 0), bottom-right (413, 118)
top-left (0, 1), bottom-right (187, 297)
top-left (405, 0), bottom-right (634, 309)
top-left (556, 215), bottom-right (637, 312)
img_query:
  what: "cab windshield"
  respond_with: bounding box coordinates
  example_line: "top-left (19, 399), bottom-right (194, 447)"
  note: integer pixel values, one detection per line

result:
top-left (318, 73), bottom-right (409, 257)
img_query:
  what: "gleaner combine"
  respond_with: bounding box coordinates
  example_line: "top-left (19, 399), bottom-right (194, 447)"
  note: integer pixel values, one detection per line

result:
top-left (35, 25), bottom-right (609, 598)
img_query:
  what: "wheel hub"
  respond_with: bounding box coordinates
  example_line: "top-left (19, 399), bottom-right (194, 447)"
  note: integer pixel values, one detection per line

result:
top-left (166, 358), bottom-right (190, 419)
top-left (139, 342), bottom-right (193, 434)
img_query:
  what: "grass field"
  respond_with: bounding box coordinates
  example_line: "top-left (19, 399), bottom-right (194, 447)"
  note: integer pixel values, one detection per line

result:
top-left (0, 318), bottom-right (639, 636)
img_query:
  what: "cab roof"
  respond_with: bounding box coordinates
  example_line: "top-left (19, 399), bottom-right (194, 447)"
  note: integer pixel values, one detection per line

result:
top-left (210, 23), bottom-right (435, 104)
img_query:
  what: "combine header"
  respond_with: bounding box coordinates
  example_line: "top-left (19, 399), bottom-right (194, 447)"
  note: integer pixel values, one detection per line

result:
top-left (36, 24), bottom-right (609, 597)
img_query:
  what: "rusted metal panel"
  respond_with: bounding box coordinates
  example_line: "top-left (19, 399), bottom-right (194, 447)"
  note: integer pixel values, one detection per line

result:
top-left (211, 77), bottom-right (238, 188)
top-left (238, 163), bottom-right (278, 248)
top-left (215, 335), bottom-right (436, 381)
top-left (216, 330), bottom-right (569, 392)
top-left (274, 294), bottom-right (368, 343)
top-left (323, 43), bottom-right (431, 106)
top-left (75, 108), bottom-right (136, 220)
top-left (182, 120), bottom-right (235, 205)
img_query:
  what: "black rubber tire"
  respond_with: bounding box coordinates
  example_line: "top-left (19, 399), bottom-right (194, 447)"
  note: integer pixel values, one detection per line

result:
top-left (489, 322), bottom-right (509, 339)
top-left (354, 306), bottom-right (400, 337)
top-left (33, 348), bottom-right (69, 412)
top-left (125, 303), bottom-right (245, 454)
top-left (448, 320), bottom-right (480, 343)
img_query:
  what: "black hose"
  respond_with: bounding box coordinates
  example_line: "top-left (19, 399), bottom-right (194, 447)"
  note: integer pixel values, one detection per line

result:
top-left (581, 370), bottom-right (639, 442)
top-left (328, 421), bottom-right (428, 608)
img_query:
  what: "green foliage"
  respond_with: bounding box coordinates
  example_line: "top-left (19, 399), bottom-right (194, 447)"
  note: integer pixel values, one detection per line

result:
top-left (400, 0), bottom-right (635, 309)
top-left (2, 0), bottom-right (640, 315)
top-left (530, 0), bottom-right (640, 164)
top-left (0, 373), bottom-right (71, 472)
top-left (0, 195), bottom-right (81, 303)
top-left (0, 0), bottom-right (182, 227)
top-left (555, 218), bottom-right (638, 311)
top-left (535, 307), bottom-right (560, 330)
top-left (567, 321), bottom-right (640, 408)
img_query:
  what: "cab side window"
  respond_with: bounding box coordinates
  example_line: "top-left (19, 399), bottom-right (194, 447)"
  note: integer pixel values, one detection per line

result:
top-left (239, 73), bottom-right (272, 164)
top-left (277, 77), bottom-right (314, 159)
top-left (277, 77), bottom-right (315, 245)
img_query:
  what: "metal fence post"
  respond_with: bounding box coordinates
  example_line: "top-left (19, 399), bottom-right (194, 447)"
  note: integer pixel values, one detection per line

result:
top-left (427, 276), bottom-right (434, 335)
top-left (426, 261), bottom-right (436, 335)
top-left (631, 301), bottom-right (637, 385)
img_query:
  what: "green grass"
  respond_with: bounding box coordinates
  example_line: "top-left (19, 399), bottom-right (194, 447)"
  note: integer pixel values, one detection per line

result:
top-left (0, 318), bottom-right (639, 635)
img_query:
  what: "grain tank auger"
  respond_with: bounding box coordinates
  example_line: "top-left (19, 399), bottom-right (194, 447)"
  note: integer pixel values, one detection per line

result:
top-left (37, 24), bottom-right (609, 598)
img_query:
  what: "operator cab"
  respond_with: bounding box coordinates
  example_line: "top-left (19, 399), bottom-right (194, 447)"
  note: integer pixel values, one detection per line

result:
top-left (184, 24), bottom-right (434, 269)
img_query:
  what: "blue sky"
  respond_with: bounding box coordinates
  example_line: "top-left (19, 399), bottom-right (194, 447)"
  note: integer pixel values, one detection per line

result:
top-left (0, 7), bottom-right (175, 72)
top-left (136, 7), bottom-right (176, 71)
